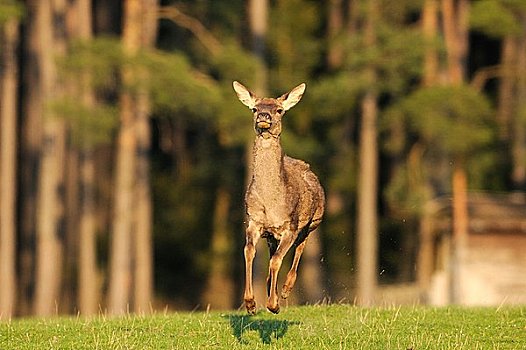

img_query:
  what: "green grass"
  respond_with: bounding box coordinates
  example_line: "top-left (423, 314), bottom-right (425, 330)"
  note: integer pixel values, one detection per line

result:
top-left (1, 305), bottom-right (525, 349)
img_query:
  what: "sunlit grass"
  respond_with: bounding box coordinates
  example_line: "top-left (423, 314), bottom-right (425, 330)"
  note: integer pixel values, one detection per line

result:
top-left (1, 304), bottom-right (525, 349)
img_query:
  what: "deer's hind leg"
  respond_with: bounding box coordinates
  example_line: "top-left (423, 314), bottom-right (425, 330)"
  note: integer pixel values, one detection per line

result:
top-left (281, 223), bottom-right (314, 299)
top-left (281, 238), bottom-right (307, 299)
top-left (244, 221), bottom-right (261, 315)
top-left (266, 232), bottom-right (295, 314)
top-left (266, 235), bottom-right (279, 297)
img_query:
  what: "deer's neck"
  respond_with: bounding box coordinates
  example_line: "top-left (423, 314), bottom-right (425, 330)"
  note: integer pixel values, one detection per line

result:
top-left (252, 136), bottom-right (285, 192)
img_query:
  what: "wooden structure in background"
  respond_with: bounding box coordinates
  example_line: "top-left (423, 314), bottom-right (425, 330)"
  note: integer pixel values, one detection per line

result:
top-left (419, 193), bottom-right (526, 305)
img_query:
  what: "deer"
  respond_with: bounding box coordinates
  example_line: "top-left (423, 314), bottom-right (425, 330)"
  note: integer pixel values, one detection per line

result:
top-left (233, 81), bottom-right (325, 314)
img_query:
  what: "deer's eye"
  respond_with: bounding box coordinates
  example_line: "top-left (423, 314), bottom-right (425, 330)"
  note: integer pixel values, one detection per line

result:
top-left (276, 108), bottom-right (283, 114)
top-left (251, 108), bottom-right (257, 113)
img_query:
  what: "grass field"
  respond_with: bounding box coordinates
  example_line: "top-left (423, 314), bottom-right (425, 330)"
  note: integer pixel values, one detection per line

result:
top-left (1, 304), bottom-right (525, 349)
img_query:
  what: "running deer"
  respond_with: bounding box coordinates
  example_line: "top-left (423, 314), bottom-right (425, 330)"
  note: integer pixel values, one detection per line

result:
top-left (233, 81), bottom-right (325, 314)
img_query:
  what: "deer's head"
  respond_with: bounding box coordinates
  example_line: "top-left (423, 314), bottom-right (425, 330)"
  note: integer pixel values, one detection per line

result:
top-left (233, 81), bottom-right (306, 138)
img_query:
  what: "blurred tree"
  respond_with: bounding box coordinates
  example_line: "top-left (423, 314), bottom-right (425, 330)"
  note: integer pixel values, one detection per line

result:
top-left (33, 0), bottom-right (68, 317)
top-left (422, 0), bottom-right (439, 88)
top-left (18, 0), bottom-right (43, 316)
top-left (62, 0), bottom-right (101, 316)
top-left (326, 0), bottom-right (429, 299)
top-left (107, 0), bottom-right (140, 315)
top-left (108, 0), bottom-right (158, 315)
top-left (442, 0), bottom-right (472, 303)
top-left (388, 84), bottom-right (495, 302)
top-left (56, 36), bottom-right (121, 314)
top-left (0, 0), bottom-right (22, 318)
top-left (356, 0), bottom-right (380, 306)
top-left (75, 0), bottom-right (99, 316)
top-left (515, 18), bottom-right (526, 192)
top-left (327, 0), bottom-right (344, 70)
top-left (249, 0), bottom-right (268, 93)
top-left (417, 0), bottom-right (440, 293)
top-left (133, 0), bottom-right (158, 314)
top-left (470, 0), bottom-right (526, 190)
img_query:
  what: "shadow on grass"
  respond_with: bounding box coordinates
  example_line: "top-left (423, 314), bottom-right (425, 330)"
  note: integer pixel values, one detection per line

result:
top-left (223, 313), bottom-right (300, 344)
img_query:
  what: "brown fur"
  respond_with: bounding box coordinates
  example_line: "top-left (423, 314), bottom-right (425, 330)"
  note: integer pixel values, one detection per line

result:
top-left (233, 81), bottom-right (325, 314)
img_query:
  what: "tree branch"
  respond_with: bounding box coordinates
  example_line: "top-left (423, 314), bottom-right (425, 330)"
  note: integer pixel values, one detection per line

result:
top-left (158, 6), bottom-right (222, 56)
top-left (470, 65), bottom-right (502, 92)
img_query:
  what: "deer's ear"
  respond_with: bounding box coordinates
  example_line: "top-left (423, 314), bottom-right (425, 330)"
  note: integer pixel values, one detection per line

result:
top-left (233, 81), bottom-right (257, 109)
top-left (279, 83), bottom-right (306, 111)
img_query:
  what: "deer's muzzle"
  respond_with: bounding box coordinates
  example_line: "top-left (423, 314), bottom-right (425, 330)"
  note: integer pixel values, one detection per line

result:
top-left (256, 113), bottom-right (272, 129)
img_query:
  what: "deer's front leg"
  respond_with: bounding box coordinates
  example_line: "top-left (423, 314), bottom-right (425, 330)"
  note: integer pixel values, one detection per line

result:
top-left (244, 221), bottom-right (260, 315)
top-left (266, 232), bottom-right (295, 314)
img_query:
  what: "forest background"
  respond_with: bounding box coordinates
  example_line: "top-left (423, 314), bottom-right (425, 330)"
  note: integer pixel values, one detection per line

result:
top-left (0, 0), bottom-right (525, 318)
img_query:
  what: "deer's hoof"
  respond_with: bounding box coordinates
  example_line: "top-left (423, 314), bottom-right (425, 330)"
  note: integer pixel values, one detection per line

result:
top-left (266, 302), bottom-right (280, 314)
top-left (245, 299), bottom-right (257, 315)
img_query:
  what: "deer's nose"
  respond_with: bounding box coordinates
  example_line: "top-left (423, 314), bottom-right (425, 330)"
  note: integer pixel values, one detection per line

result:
top-left (256, 113), bottom-right (272, 129)
top-left (256, 112), bottom-right (271, 122)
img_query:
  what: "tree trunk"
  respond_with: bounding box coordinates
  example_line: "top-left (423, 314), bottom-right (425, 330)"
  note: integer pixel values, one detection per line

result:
top-left (0, 18), bottom-right (19, 319)
top-left (79, 150), bottom-right (99, 315)
top-left (417, 201), bottom-right (434, 296)
top-left (62, 0), bottom-right (101, 317)
top-left (133, 91), bottom-right (154, 314)
top-left (356, 0), bottom-right (379, 306)
top-left (347, 0), bottom-right (359, 35)
top-left (34, 0), bottom-right (68, 317)
top-left (441, 0), bottom-right (469, 85)
top-left (18, 0), bottom-right (45, 317)
top-left (422, 0), bottom-right (439, 87)
top-left (452, 167), bottom-right (469, 242)
top-left (496, 36), bottom-right (517, 139)
top-left (132, 0), bottom-right (158, 314)
top-left (512, 22), bottom-right (526, 191)
top-left (327, 0), bottom-right (343, 70)
top-left (108, 0), bottom-right (157, 315)
top-left (62, 147), bottom-right (79, 313)
top-left (34, 124), bottom-right (67, 317)
top-left (108, 91), bottom-right (136, 315)
top-left (356, 91), bottom-right (379, 306)
top-left (417, 0), bottom-right (439, 296)
top-left (441, 0), bottom-right (470, 304)
top-left (249, 0), bottom-right (268, 93)
top-left (451, 163), bottom-right (468, 303)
